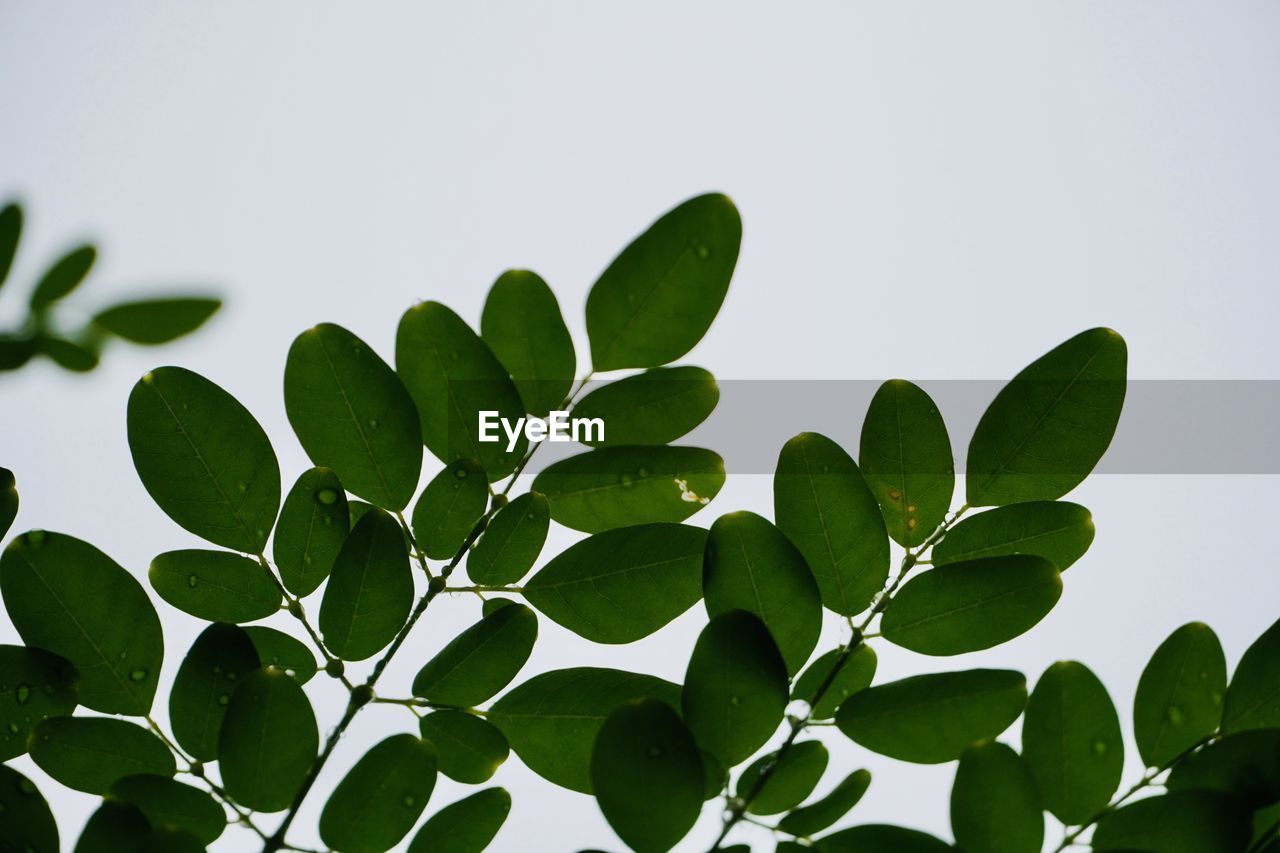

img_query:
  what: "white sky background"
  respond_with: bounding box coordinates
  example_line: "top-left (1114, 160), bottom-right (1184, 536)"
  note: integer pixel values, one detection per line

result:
top-left (1, 2), bottom-right (1278, 851)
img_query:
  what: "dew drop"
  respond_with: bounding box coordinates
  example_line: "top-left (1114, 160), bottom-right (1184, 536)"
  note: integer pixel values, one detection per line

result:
top-left (1167, 706), bottom-right (1185, 724)
top-left (237, 483), bottom-right (248, 493)
top-left (14, 686), bottom-right (29, 705)
top-left (26, 530), bottom-right (46, 547)
top-left (130, 669), bottom-right (148, 682)
top-left (454, 466), bottom-right (468, 479)
top-left (696, 245), bottom-right (710, 259)
top-left (217, 694), bottom-right (230, 706)
top-left (402, 796), bottom-right (416, 807)
top-left (285, 668), bottom-right (297, 678)
top-left (619, 473), bottom-right (633, 487)
top-left (18, 778), bottom-right (35, 796)
top-left (1092, 738), bottom-right (1108, 755)
top-left (322, 517), bottom-right (334, 527)
top-left (729, 696), bottom-right (741, 706)
top-left (187, 574), bottom-right (199, 588)
top-left (888, 489), bottom-right (902, 501)
top-left (317, 488), bottom-right (338, 506)
top-left (7, 723), bottom-right (18, 734)
top-left (303, 555), bottom-right (313, 566)
top-left (141, 372), bottom-right (155, 385)
top-left (637, 467), bottom-right (649, 478)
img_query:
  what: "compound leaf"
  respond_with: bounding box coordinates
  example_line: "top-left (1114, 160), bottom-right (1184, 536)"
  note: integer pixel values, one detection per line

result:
top-left (149, 549), bottom-right (281, 623)
top-left (319, 734), bottom-right (437, 853)
top-left (950, 741), bottom-right (1042, 853)
top-left (466, 491), bottom-right (549, 586)
top-left (420, 710), bottom-right (510, 784)
top-left (572, 366), bottom-right (718, 447)
top-left (407, 788), bottom-right (511, 853)
top-left (933, 501), bottom-right (1094, 571)
top-left (218, 668), bottom-right (318, 812)
top-left (481, 269), bottom-right (576, 416)
top-left (736, 741), bottom-right (829, 815)
top-left (1134, 622), bottom-right (1227, 766)
top-left (411, 458), bottom-right (488, 560)
top-left (29, 717), bottom-right (173, 794)
top-left (0, 645), bottom-right (77, 761)
top-left (92, 298), bottom-right (221, 345)
top-left (320, 508), bottom-right (412, 661)
top-left (412, 603), bottom-right (537, 706)
top-left (169, 623), bottom-right (261, 761)
top-left (273, 467), bottom-right (349, 597)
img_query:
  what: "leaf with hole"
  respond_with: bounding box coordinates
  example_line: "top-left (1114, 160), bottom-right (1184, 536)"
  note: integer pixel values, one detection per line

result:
top-left (481, 269), bottom-right (576, 416)
top-left (572, 366), bottom-right (718, 447)
top-left (933, 501), bottom-right (1094, 571)
top-left (0, 645), bottom-right (77, 761)
top-left (466, 491), bottom-right (549, 586)
top-left (412, 603), bottom-right (537, 706)
top-left (29, 717), bottom-right (174, 794)
top-left (420, 711), bottom-right (510, 784)
top-left (1134, 622), bottom-right (1226, 766)
top-left (319, 734), bottom-right (438, 853)
top-left (218, 668), bottom-right (318, 812)
top-left (149, 549), bottom-right (281, 623)
top-left (273, 467), bottom-right (349, 597)
top-left (412, 458), bottom-right (488, 560)
top-left (320, 508), bottom-right (413, 661)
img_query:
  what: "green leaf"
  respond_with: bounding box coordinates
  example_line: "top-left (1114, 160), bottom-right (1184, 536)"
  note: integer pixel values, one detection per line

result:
top-left (966, 328), bottom-right (1127, 506)
top-left (933, 501), bottom-right (1094, 571)
top-left (37, 336), bottom-right (98, 372)
top-left (774, 432), bottom-right (890, 616)
top-left (572, 366), bottom-right (718, 447)
top-left (466, 491), bottom-right (549, 586)
top-left (0, 335), bottom-right (38, 371)
top-left (481, 269), bottom-right (576, 416)
top-left (859, 380), bottom-right (954, 547)
top-left (92, 298), bottom-right (220, 345)
top-left (412, 603), bottom-right (537, 706)
top-left (586, 193), bottom-right (741, 371)
top-left (793, 646), bottom-right (878, 720)
top-left (1134, 622), bottom-right (1227, 766)
top-left (30, 245), bottom-right (95, 309)
top-left (880, 555), bottom-right (1062, 655)
top-left (319, 734), bottom-right (437, 853)
top-left (590, 698), bottom-right (704, 853)
top-left (412, 458), bottom-right (488, 560)
top-left (149, 549), bottom-right (282, 623)
top-left (218, 668), bottom-right (318, 812)
top-left (0, 764), bottom-right (58, 853)
top-left (836, 669), bottom-right (1027, 764)
top-left (0, 202), bottom-right (20, 290)
top-left (243, 625), bottom-right (316, 683)
top-left (127, 366), bottom-right (280, 553)
top-left (73, 801), bottom-right (149, 853)
top-left (320, 508), bottom-right (412, 660)
top-left (814, 825), bottom-right (951, 853)
top-left (949, 741), bottom-right (1042, 853)
top-left (106, 774), bottom-right (224, 844)
top-left (1021, 660), bottom-right (1123, 824)
top-left (0, 466), bottom-right (16, 540)
top-left (29, 717), bottom-right (173, 794)
top-left (681, 610), bottom-right (789, 767)
top-left (0, 531), bottom-right (163, 715)
top-left (737, 741), bottom-right (829, 815)
top-left (1167, 729), bottom-right (1280, 807)
top-left (776, 770), bottom-right (871, 837)
top-left (533, 445), bottom-right (724, 533)
top-left (395, 301), bottom-right (527, 479)
top-left (0, 645), bottom-right (77, 761)
top-left (284, 323), bottom-right (422, 511)
top-left (420, 710), bottom-right (509, 783)
top-left (704, 511), bottom-right (821, 675)
top-left (168, 623), bottom-right (260, 760)
top-left (523, 523), bottom-right (706, 643)
top-left (273, 467), bottom-right (350, 597)
top-left (489, 667), bottom-right (681, 793)
top-left (407, 788), bottom-right (511, 853)
top-left (1224, 616), bottom-right (1280, 733)
top-left (1092, 790), bottom-right (1253, 853)
top-left (348, 499), bottom-right (376, 529)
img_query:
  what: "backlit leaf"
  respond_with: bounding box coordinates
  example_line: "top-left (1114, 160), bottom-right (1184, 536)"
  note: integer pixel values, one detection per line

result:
top-left (106, 774), bottom-right (224, 845)
top-left (814, 824), bottom-right (951, 853)
top-left (0, 467), bottom-right (15, 540)
top-left (411, 458), bottom-right (488, 560)
top-left (218, 668), bottom-right (318, 812)
top-left (29, 717), bottom-right (174, 794)
top-left (168, 623), bottom-right (261, 761)
top-left (736, 741), bottom-right (828, 815)
top-left (792, 646), bottom-right (877, 720)
top-left (407, 788), bottom-right (511, 853)
top-left (0, 645), bottom-right (77, 761)
top-left (319, 734), bottom-right (437, 853)
top-left (0, 203), bottom-right (20, 289)
top-left (92, 298), bottom-right (221, 345)
top-left (1093, 790), bottom-right (1252, 853)
top-left (243, 625), bottom-right (316, 684)
top-left (149, 549), bottom-right (281, 623)
top-left (1224, 616), bottom-right (1280, 733)
top-left (481, 269), bottom-right (576, 416)
top-left (30, 245), bottom-right (95, 309)
top-left (73, 801), bottom-right (150, 853)
top-left (320, 508), bottom-right (412, 660)
top-left (933, 501), bottom-right (1094, 571)
top-left (949, 741), bottom-right (1042, 853)
top-left (37, 336), bottom-right (97, 372)
top-left (1166, 730), bottom-right (1280, 807)
top-left (1134, 622), bottom-right (1226, 766)
top-left (572, 366), bottom-right (718, 447)
top-left (273, 467), bottom-right (350, 596)
top-left (466, 491), bottom-right (549, 586)
top-left (412, 603), bottom-right (537, 706)
top-left (420, 711), bottom-right (510, 784)
top-left (0, 764), bottom-right (58, 853)
top-left (776, 770), bottom-right (871, 837)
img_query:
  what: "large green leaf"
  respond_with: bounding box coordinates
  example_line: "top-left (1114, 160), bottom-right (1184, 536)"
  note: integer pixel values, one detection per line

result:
top-left (396, 301), bottom-right (527, 479)
top-left (880, 555), bottom-right (1062, 655)
top-left (1092, 790), bottom-right (1252, 853)
top-left (523, 523), bottom-right (705, 643)
top-left (703, 511), bottom-right (821, 675)
top-left (0, 203), bottom-right (20, 290)
top-left (218, 668), bottom-right (318, 812)
top-left (285, 323), bottom-right (422, 510)
top-left (0, 764), bottom-right (58, 853)
top-left (412, 603), bottom-right (537, 706)
top-left (466, 491), bottom-right (549, 586)
top-left (1021, 660), bottom-right (1123, 824)
top-left (127, 367), bottom-right (280, 553)
top-left (319, 734), bottom-right (437, 853)
top-left (859, 380), bottom-right (954, 547)
top-left (480, 269), bottom-right (576, 416)
top-left (836, 669), bottom-right (1027, 764)
top-left (0, 645), bottom-right (77, 761)
top-left (681, 610), bottom-right (788, 767)
top-left (92, 298), bottom-right (221, 345)
top-left (1167, 729), bottom-right (1280, 807)
top-left (949, 741), bottom-right (1042, 853)
top-left (933, 501), bottom-right (1094, 571)
top-left (273, 467), bottom-right (350, 596)
top-left (572, 366), bottom-right (718, 447)
top-left (243, 625), bottom-right (316, 684)
top-left (30, 245), bottom-right (95, 309)
top-left (815, 825), bottom-right (951, 853)
top-left (0, 531), bottom-right (163, 715)
top-left (586, 193), bottom-right (741, 371)
top-left (169, 623), bottom-right (261, 761)
top-left (489, 667), bottom-right (681, 793)
top-left (320, 508), bottom-right (413, 660)
top-left (29, 717), bottom-right (173, 794)
top-left (106, 774), bottom-right (224, 845)
top-left (966, 328), bottom-right (1127, 506)
top-left (776, 770), bottom-right (871, 837)
top-left (73, 801), bottom-right (150, 853)
top-left (532, 445), bottom-right (723, 533)
top-left (774, 432), bottom-right (889, 616)
top-left (411, 458), bottom-right (488, 560)
top-left (420, 711), bottom-right (509, 784)
top-left (1134, 622), bottom-right (1227, 766)
top-left (737, 741), bottom-right (829, 815)
top-left (591, 698), bottom-right (703, 853)
top-left (0, 467), bottom-right (17, 540)
top-left (149, 549), bottom-right (281, 623)
top-left (792, 645), bottom-right (878, 720)
top-left (407, 788), bottom-right (510, 853)
top-left (1224, 616), bottom-right (1280, 733)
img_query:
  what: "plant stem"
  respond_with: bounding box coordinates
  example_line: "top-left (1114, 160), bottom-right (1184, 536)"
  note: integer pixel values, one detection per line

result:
top-left (446, 584), bottom-right (523, 593)
top-left (255, 555), bottom-right (352, 690)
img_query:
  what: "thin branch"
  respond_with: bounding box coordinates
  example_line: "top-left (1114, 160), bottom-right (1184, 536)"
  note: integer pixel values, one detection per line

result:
top-left (255, 555), bottom-right (352, 690)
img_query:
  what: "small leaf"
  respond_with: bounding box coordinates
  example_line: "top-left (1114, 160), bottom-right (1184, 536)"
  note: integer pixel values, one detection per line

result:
top-left (218, 668), bottom-right (318, 812)
top-left (591, 698), bottom-right (704, 853)
top-left (420, 710), bottom-right (510, 784)
top-left (0, 645), bottom-right (77, 761)
top-left (407, 788), bottom-right (511, 853)
top-left (319, 734), bottom-right (437, 853)
top-left (273, 467), bottom-right (350, 597)
top-left (128, 367), bottom-right (280, 553)
top-left (533, 445), bottom-right (724, 533)
top-left (1224, 616), bottom-right (1280, 733)
top-left (836, 669), bottom-right (1027, 764)
top-left (412, 459), bottom-right (488, 560)
top-left (168, 623), bottom-right (261, 761)
top-left (243, 625), bottom-right (316, 683)
top-left (949, 741), bottom-right (1042, 853)
top-left (586, 193), bottom-right (741, 371)
top-left (966, 328), bottom-right (1127, 506)
top-left (92, 298), bottom-right (220, 344)
top-left (774, 432), bottom-right (890, 617)
top-left (523, 523), bottom-right (705, 643)
top-left (73, 801), bottom-right (150, 853)
top-left (0, 335), bottom-right (37, 371)
top-left (1134, 622), bottom-right (1227, 766)
top-left (320, 508), bottom-right (413, 660)
top-left (792, 646), bottom-right (878, 721)
top-left (149, 549), bottom-right (281, 623)
top-left (285, 323), bottom-right (422, 510)
top-left (933, 501), bottom-right (1095, 571)
top-left (858, 380), bottom-right (954, 547)
top-left (1092, 790), bottom-right (1253, 853)
top-left (412, 603), bottom-right (537, 706)
top-left (0, 466), bottom-right (16, 540)
top-left (880, 555), bottom-right (1062, 656)
top-left (681, 610), bottom-right (788, 767)
top-left (30, 244), bottom-right (95, 309)
top-left (1021, 660), bottom-right (1123, 824)
top-left (107, 774), bottom-right (224, 844)
top-left (0, 202), bottom-right (20, 289)
top-left (489, 667), bottom-right (681, 793)
top-left (466, 491), bottom-right (549, 586)
top-left (481, 269), bottom-right (576, 416)
top-left (0, 531), bottom-right (163, 715)
top-left (736, 741), bottom-right (829, 815)
top-left (1167, 730), bottom-right (1280, 807)
top-left (572, 366), bottom-right (718, 447)
top-left (814, 824), bottom-right (952, 852)
top-left (37, 336), bottom-right (98, 372)
top-left (29, 717), bottom-right (174, 794)
top-left (0, 764), bottom-right (58, 853)
top-left (704, 511), bottom-right (821, 675)
top-left (776, 770), bottom-right (871, 837)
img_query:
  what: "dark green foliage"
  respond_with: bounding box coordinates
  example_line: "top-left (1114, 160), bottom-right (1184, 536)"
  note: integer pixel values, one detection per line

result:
top-left (243, 625), bottom-right (317, 683)
top-left (814, 824), bottom-right (951, 852)
top-left (273, 467), bottom-right (350, 596)
top-left (91, 298), bottom-right (221, 344)
top-left (169, 623), bottom-right (260, 760)
top-left (412, 603), bottom-right (537, 706)
top-left (572, 366), bottom-right (719, 447)
top-left (106, 774), bottom-right (225, 844)
top-left (0, 467), bottom-right (15, 540)
top-left (1166, 730), bottom-right (1280, 806)
top-left (1134, 622), bottom-right (1226, 765)
top-left (1092, 790), bottom-right (1253, 853)
top-left (29, 717), bottom-right (174, 794)
top-left (481, 269), bottom-right (576, 416)
top-left (466, 491), bottom-right (549, 585)
top-left (218, 668), bottom-right (318, 811)
top-left (30, 245), bottom-right (95, 309)
top-left (0, 644), bottom-right (77, 760)
top-left (776, 769), bottom-right (871, 837)
top-left (420, 710), bottom-right (510, 783)
top-left (320, 507), bottom-right (412, 660)
top-left (412, 458), bottom-right (488, 559)
top-left (933, 501), bottom-right (1095, 570)
top-left (792, 646), bottom-right (877, 719)
top-left (407, 788), bottom-right (511, 853)
top-left (0, 764), bottom-right (58, 853)
top-left (736, 741), bottom-right (829, 815)
top-left (1224, 616), bottom-right (1280, 733)
top-left (319, 734), bottom-right (437, 853)
top-left (0, 203), bottom-right (20, 288)
top-left (949, 741), bottom-right (1042, 853)
top-left (149, 549), bottom-right (282, 623)
top-left (73, 801), bottom-right (151, 853)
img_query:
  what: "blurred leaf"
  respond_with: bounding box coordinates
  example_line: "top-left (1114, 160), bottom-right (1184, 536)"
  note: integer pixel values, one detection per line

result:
top-left (1093, 790), bottom-right (1253, 853)
top-left (30, 245), bottom-right (95, 309)
top-left (106, 774), bottom-right (224, 845)
top-left (466, 491), bottom-right (549, 586)
top-left (92, 298), bottom-right (220, 344)
top-left (481, 269), bottom-right (576, 416)
top-left (412, 603), bottom-right (537, 706)
top-left (1134, 622), bottom-right (1227, 766)
top-left (774, 432), bottom-right (889, 617)
top-left (412, 458), bottom-right (488, 560)
top-left (793, 646), bottom-right (877, 720)
top-left (524, 523), bottom-right (705, 643)
top-left (407, 788), bottom-right (511, 853)
top-left (128, 366), bottom-right (280, 553)
top-left (1167, 729), bottom-right (1280, 807)
top-left (949, 741), bottom-right (1042, 853)
top-left (149, 549), bottom-right (281, 623)
top-left (1224, 616), bottom-right (1280, 733)
top-left (420, 710), bottom-right (510, 784)
top-left (0, 467), bottom-right (15, 540)
top-left (933, 501), bottom-right (1094, 571)
top-left (586, 193), bottom-right (741, 371)
top-left (29, 717), bottom-right (173, 794)
top-left (37, 336), bottom-right (98, 372)
top-left (273, 467), bottom-right (349, 597)
top-left (0, 763), bottom-right (58, 853)
top-left (0, 335), bottom-right (38, 371)
top-left (0, 202), bottom-right (20, 289)
top-left (320, 508), bottom-right (412, 661)
top-left (776, 769), bottom-right (871, 837)
top-left (319, 734), bottom-right (437, 853)
top-left (0, 531), bottom-right (162, 715)
top-left (814, 824), bottom-right (952, 852)
top-left (0, 645), bottom-right (77, 761)
top-left (736, 741), bottom-right (829, 815)
top-left (243, 625), bottom-right (316, 684)
top-left (218, 668), bottom-right (317, 812)
top-left (572, 366), bottom-right (718, 447)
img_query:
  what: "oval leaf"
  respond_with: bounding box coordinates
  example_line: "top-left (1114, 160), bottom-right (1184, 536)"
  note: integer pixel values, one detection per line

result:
top-left (0, 645), bottom-right (77, 761)
top-left (30, 244), bottom-right (95, 309)
top-left (1167, 729), bottom-right (1280, 806)
top-left (572, 366), bottom-right (718, 447)
top-left (815, 824), bottom-right (951, 853)
top-left (1093, 790), bottom-right (1252, 853)
top-left (0, 764), bottom-right (58, 853)
top-left (218, 668), bottom-right (318, 812)
top-left (169, 623), bottom-right (261, 761)
top-left (1224, 616), bottom-right (1280, 733)
top-left (736, 741), bottom-right (829, 815)
top-left (273, 467), bottom-right (350, 596)
top-left (933, 501), bottom-right (1095, 571)
top-left (793, 646), bottom-right (878, 720)
top-left (0, 466), bottom-right (16, 540)
top-left (107, 774), bottom-right (224, 844)
top-left (407, 788), bottom-right (511, 853)
top-left (466, 491), bottom-right (549, 586)
top-left (92, 298), bottom-right (221, 344)
top-left (319, 734), bottom-right (438, 853)
top-left (481, 269), bottom-right (576, 416)
top-left (776, 769), bottom-right (871, 837)
top-left (950, 741), bottom-right (1042, 853)
top-left (0, 203), bottom-right (20, 289)
top-left (1134, 621), bottom-right (1227, 766)
top-left (29, 717), bottom-right (173, 794)
top-left (149, 549), bottom-right (281, 623)
top-left (420, 710), bottom-right (509, 784)
top-left (320, 508), bottom-right (413, 660)
top-left (243, 625), bottom-right (317, 684)
top-left (411, 458), bottom-right (488, 560)
top-left (412, 603), bottom-right (537, 706)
